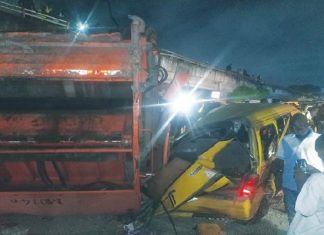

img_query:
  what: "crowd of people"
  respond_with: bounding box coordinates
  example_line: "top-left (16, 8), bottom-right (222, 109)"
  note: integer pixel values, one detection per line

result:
top-left (271, 113), bottom-right (324, 234)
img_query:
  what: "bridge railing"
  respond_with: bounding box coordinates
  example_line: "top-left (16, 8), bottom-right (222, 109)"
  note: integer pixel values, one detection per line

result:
top-left (0, 1), bottom-right (69, 29)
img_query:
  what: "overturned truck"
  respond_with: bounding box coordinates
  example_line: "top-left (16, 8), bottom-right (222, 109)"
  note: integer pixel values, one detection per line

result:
top-left (0, 17), bottom-right (165, 215)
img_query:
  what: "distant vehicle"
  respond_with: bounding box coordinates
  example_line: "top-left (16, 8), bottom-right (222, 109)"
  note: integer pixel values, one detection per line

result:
top-left (148, 103), bottom-right (300, 222)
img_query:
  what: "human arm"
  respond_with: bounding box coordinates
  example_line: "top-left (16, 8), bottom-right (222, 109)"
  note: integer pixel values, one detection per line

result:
top-left (276, 140), bottom-right (285, 161)
top-left (294, 161), bottom-right (320, 192)
top-left (269, 141), bottom-right (285, 193)
top-left (307, 164), bottom-right (321, 174)
top-left (270, 158), bottom-right (284, 193)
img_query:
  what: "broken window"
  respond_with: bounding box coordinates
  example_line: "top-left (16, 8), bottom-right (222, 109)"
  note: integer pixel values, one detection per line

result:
top-left (260, 124), bottom-right (278, 161)
top-left (276, 115), bottom-right (290, 137)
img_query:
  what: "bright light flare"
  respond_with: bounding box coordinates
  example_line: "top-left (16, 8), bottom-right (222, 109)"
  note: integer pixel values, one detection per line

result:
top-left (77, 22), bottom-right (88, 32)
top-left (170, 93), bottom-right (196, 114)
top-left (211, 91), bottom-right (221, 99)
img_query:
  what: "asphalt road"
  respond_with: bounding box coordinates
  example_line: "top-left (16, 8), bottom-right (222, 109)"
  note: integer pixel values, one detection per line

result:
top-left (0, 199), bottom-right (288, 235)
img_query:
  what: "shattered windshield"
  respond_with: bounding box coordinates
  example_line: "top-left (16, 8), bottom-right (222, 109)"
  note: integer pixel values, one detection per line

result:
top-left (169, 120), bottom-right (236, 162)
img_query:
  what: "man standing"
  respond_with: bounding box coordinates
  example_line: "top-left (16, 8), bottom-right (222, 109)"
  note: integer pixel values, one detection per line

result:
top-left (287, 134), bottom-right (324, 234)
top-left (276, 113), bottom-right (322, 223)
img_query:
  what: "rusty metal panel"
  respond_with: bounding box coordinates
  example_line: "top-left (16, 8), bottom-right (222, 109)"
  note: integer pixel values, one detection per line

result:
top-left (1, 159), bottom-right (126, 186)
top-left (0, 33), bottom-right (136, 80)
top-left (0, 113), bottom-right (131, 139)
top-left (0, 190), bottom-right (140, 215)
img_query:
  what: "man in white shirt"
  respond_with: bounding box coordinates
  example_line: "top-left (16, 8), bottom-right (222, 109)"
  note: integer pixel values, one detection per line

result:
top-left (288, 134), bottom-right (324, 235)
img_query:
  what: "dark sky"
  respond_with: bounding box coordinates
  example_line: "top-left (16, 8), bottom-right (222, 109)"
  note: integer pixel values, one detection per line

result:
top-left (122, 0), bottom-right (324, 87)
top-left (6, 0), bottom-right (324, 87)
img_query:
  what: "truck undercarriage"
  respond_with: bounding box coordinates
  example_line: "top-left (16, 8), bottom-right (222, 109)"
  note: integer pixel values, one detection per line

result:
top-left (0, 17), bottom-right (160, 215)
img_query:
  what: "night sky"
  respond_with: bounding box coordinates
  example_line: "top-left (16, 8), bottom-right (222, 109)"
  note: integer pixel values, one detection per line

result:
top-left (4, 0), bottom-right (324, 87)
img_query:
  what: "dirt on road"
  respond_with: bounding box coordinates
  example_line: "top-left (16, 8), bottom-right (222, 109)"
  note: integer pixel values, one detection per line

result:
top-left (0, 200), bottom-right (288, 235)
